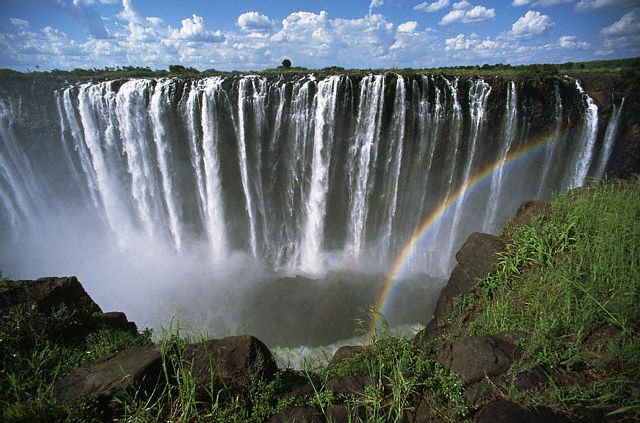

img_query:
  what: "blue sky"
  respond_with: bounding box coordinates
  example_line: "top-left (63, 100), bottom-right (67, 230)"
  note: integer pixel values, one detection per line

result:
top-left (0, 0), bottom-right (638, 71)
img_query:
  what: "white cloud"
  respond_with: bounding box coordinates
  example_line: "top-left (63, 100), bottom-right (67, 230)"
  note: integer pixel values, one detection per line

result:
top-left (510, 10), bottom-right (554, 38)
top-left (444, 33), bottom-right (507, 56)
top-left (414, 0), bottom-right (450, 12)
top-left (237, 12), bottom-right (275, 35)
top-left (440, 5), bottom-right (496, 24)
top-left (10, 18), bottom-right (30, 29)
top-left (557, 35), bottom-right (589, 48)
top-left (145, 17), bottom-right (163, 26)
top-left (601, 8), bottom-right (640, 35)
top-left (369, 0), bottom-right (384, 14)
top-left (576, 0), bottom-right (639, 11)
top-left (453, 1), bottom-right (471, 9)
top-left (512, 0), bottom-right (572, 6)
top-left (397, 21), bottom-right (418, 32)
top-left (171, 14), bottom-right (224, 42)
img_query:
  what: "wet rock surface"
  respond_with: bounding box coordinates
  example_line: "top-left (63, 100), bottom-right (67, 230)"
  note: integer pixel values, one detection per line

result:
top-left (54, 345), bottom-right (163, 404)
top-left (182, 335), bottom-right (278, 391)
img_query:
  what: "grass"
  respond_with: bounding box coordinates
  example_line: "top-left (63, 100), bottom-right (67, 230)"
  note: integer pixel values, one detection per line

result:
top-left (446, 177), bottom-right (640, 419)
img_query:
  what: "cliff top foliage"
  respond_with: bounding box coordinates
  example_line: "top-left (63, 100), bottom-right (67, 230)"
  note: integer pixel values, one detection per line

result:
top-left (0, 57), bottom-right (638, 82)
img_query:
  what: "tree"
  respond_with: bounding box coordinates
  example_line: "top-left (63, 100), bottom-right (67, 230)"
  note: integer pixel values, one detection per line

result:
top-left (281, 58), bottom-right (292, 68)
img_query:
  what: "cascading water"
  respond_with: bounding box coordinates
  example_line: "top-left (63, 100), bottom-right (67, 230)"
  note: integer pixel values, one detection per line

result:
top-left (0, 74), bottom-right (623, 346)
top-left (483, 81), bottom-right (517, 233)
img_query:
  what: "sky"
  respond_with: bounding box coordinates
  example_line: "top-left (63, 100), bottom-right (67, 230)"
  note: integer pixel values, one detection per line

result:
top-left (0, 0), bottom-right (638, 71)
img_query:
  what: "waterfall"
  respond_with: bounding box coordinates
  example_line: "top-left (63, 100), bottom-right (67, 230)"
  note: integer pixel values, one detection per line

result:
top-left (567, 80), bottom-right (599, 190)
top-left (345, 75), bottom-right (385, 258)
top-left (0, 74), bottom-right (624, 282)
top-left (445, 79), bottom-right (491, 264)
top-left (199, 77), bottom-right (228, 261)
top-left (150, 79), bottom-right (183, 251)
top-left (483, 81), bottom-right (517, 232)
top-left (537, 82), bottom-right (564, 197)
top-left (300, 76), bottom-right (340, 274)
top-left (592, 98), bottom-right (625, 180)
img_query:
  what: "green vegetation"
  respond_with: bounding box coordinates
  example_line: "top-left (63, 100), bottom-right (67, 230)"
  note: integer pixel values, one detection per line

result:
top-left (447, 177), bottom-right (640, 419)
top-left (0, 297), bottom-right (152, 421)
top-left (1, 57), bottom-right (637, 81)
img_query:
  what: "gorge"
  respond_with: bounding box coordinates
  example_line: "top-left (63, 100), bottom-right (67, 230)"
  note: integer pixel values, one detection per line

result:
top-left (0, 72), bottom-right (636, 349)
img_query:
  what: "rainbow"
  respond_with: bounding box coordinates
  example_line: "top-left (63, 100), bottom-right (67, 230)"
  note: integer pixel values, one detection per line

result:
top-left (368, 132), bottom-right (563, 339)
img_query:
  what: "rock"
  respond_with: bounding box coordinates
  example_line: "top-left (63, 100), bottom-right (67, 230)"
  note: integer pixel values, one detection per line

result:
top-left (581, 323), bottom-right (622, 355)
top-left (503, 200), bottom-right (550, 232)
top-left (327, 346), bottom-right (364, 369)
top-left (54, 345), bottom-right (163, 405)
top-left (455, 233), bottom-right (507, 281)
top-left (437, 335), bottom-right (521, 384)
top-left (474, 398), bottom-right (572, 423)
top-left (431, 265), bottom-right (475, 326)
top-left (325, 404), bottom-right (366, 422)
top-left (102, 311), bottom-right (137, 334)
top-left (1, 276), bottom-right (104, 343)
top-left (421, 233), bottom-right (506, 338)
top-left (325, 375), bottom-right (371, 395)
top-left (268, 406), bottom-right (323, 423)
top-left (1, 276), bottom-right (102, 314)
top-left (276, 370), bottom-right (315, 400)
top-left (182, 335), bottom-right (277, 392)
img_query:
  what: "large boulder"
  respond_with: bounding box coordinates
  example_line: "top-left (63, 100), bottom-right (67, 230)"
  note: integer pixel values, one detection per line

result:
top-left (417, 233), bottom-right (506, 344)
top-left (327, 345), bottom-right (364, 369)
top-left (54, 345), bottom-right (163, 405)
top-left (182, 335), bottom-right (277, 392)
top-left (455, 233), bottom-right (507, 281)
top-left (1, 276), bottom-right (104, 343)
top-left (436, 335), bottom-right (521, 384)
top-left (474, 398), bottom-right (572, 423)
top-left (1, 276), bottom-right (102, 314)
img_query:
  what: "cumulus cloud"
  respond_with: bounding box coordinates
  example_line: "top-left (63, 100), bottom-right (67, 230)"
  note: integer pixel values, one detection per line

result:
top-left (512, 0), bottom-right (572, 6)
top-left (440, 5), bottom-right (496, 25)
top-left (10, 18), bottom-right (30, 29)
top-left (453, 1), bottom-right (471, 9)
top-left (369, 0), bottom-right (384, 14)
top-left (576, 0), bottom-right (639, 11)
top-left (397, 21), bottom-right (418, 32)
top-left (414, 0), bottom-right (450, 12)
top-left (145, 17), bottom-right (163, 26)
top-left (557, 35), bottom-right (590, 48)
top-left (510, 10), bottom-right (554, 38)
top-left (171, 14), bottom-right (224, 42)
top-left (237, 12), bottom-right (275, 36)
top-left (444, 33), bottom-right (506, 56)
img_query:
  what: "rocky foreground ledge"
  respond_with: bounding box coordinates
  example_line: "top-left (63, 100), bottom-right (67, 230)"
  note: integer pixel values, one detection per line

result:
top-left (2, 183), bottom-right (637, 421)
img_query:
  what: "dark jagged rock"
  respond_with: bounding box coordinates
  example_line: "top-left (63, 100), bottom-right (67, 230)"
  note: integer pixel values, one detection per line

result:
top-left (416, 233), bottom-right (506, 345)
top-left (436, 335), bottom-right (522, 384)
top-left (54, 345), bottom-right (163, 405)
top-left (503, 200), bottom-right (551, 232)
top-left (102, 311), bottom-right (138, 334)
top-left (1, 276), bottom-right (104, 343)
top-left (1, 276), bottom-right (101, 314)
top-left (325, 404), bottom-right (366, 422)
top-left (455, 233), bottom-right (507, 281)
top-left (327, 345), bottom-right (364, 369)
top-left (325, 375), bottom-right (371, 395)
top-left (474, 398), bottom-right (572, 423)
top-left (182, 335), bottom-right (277, 392)
top-left (268, 406), bottom-right (324, 423)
